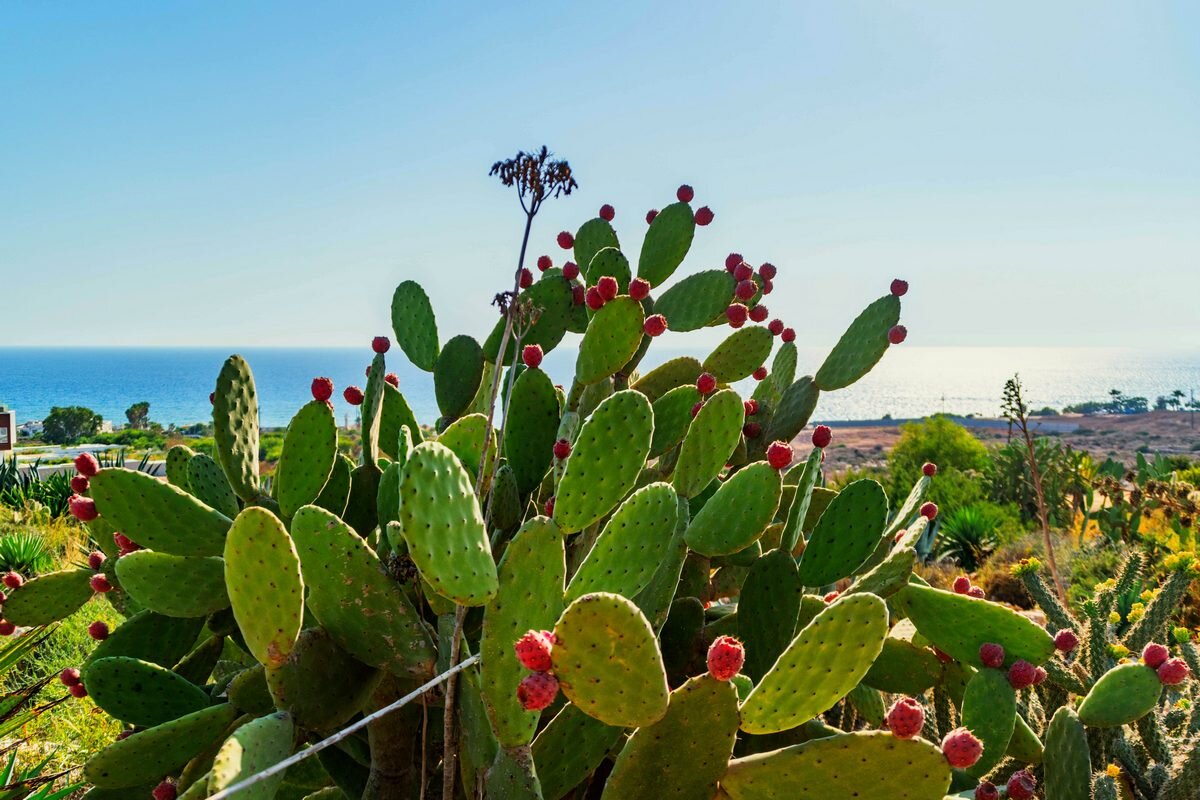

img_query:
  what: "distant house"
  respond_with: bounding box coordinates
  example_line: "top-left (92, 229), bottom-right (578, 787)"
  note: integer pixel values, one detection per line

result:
top-left (18, 420), bottom-right (43, 437)
top-left (99, 420), bottom-right (114, 433)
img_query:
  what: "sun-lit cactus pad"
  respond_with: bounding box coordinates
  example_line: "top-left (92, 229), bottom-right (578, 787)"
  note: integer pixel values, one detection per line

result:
top-left (1077, 662), bottom-right (1163, 727)
top-left (1, 568), bottom-right (94, 626)
top-left (90, 467), bottom-right (231, 556)
top-left (86, 656), bottom-right (210, 728)
top-left (114, 552), bottom-right (229, 618)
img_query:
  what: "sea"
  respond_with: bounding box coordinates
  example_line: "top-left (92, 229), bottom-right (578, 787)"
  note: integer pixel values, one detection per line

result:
top-left (2, 346), bottom-right (1199, 430)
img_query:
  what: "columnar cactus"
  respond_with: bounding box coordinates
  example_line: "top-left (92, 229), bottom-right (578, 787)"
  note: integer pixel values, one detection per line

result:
top-left (9, 178), bottom-right (1196, 800)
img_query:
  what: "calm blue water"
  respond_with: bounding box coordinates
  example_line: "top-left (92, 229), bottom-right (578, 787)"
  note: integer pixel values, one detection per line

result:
top-left (2, 346), bottom-right (1199, 429)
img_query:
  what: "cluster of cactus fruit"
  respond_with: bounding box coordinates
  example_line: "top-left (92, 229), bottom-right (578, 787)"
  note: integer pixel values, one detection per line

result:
top-left (2, 181), bottom-right (1197, 800)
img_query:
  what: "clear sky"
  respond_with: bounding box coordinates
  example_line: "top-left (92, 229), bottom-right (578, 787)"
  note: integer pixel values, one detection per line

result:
top-left (3, 1), bottom-right (1198, 349)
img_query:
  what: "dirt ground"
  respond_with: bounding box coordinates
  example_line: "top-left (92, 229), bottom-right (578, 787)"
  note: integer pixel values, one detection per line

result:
top-left (813, 410), bottom-right (1200, 473)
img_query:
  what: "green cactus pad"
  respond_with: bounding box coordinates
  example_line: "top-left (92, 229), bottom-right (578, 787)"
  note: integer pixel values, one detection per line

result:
top-left (399, 441), bottom-right (498, 605)
top-left (650, 385), bottom-right (701, 458)
top-left (847, 683), bottom-right (886, 727)
top-left (1006, 713), bottom-right (1044, 765)
top-left (630, 356), bottom-right (704, 403)
top-left (208, 711), bottom-right (295, 800)
top-left (575, 296), bottom-right (646, 385)
top-left (890, 584), bottom-right (1055, 667)
top-left (1043, 706), bottom-right (1091, 800)
top-left (343, 463), bottom-right (381, 537)
top-left (483, 275), bottom-right (577, 365)
top-left (883, 474), bottom-right (930, 543)
top-left (685, 463), bottom-right (782, 557)
top-left (813, 294), bottom-right (901, 391)
top-left (722, 730), bottom-right (952, 800)
top-left (0, 568), bottom-right (94, 626)
top-left (574, 220), bottom-right (620, 279)
top-left (115, 552), bottom-right (229, 618)
top-left (503, 366), bottom-right (561, 495)
top-left (212, 354), bottom-right (261, 501)
top-left (796, 478), bottom-right (888, 586)
top-left (739, 549), bottom-right (803, 682)
top-left (165, 444), bottom-right (195, 489)
top-left (489, 463), bottom-right (522, 533)
top-left (84, 703), bottom-right (239, 789)
top-left (673, 389), bottom-right (744, 499)
top-left (532, 703), bottom-right (622, 800)
top-left (846, 543), bottom-right (916, 598)
top-left (90, 468), bottom-right (231, 557)
top-left (434, 334), bottom-right (486, 420)
top-left (276, 399), bottom-right (338, 519)
top-left (637, 201), bottom-right (695, 286)
top-left (437, 412), bottom-right (498, 489)
top-left (1077, 662), bottom-right (1163, 727)
top-left (762, 377), bottom-right (820, 446)
top-left (290, 505), bottom-right (436, 678)
top-left (577, 377), bottom-right (613, 419)
top-left (185, 452), bottom-right (240, 519)
top-left (565, 482), bottom-right (679, 603)
top-left (862, 630), bottom-right (944, 694)
top-left (266, 628), bottom-right (383, 732)
top-left (484, 745), bottom-right (543, 800)
top-left (552, 592), bottom-right (670, 727)
top-left (740, 593), bottom-right (888, 734)
top-left (634, 494), bottom-right (691, 630)
top-left (702, 326), bottom-right (775, 383)
top-left (376, 459), bottom-right (403, 531)
top-left (390, 280), bottom-right (439, 371)
top-left (654, 269), bottom-right (737, 332)
top-left (313, 453), bottom-right (353, 517)
top-left (553, 390), bottom-right (652, 533)
top-left (360, 352), bottom-right (386, 469)
top-left (85, 611), bottom-right (204, 673)
top-left (379, 383), bottom-right (424, 458)
top-left (224, 507), bottom-right (304, 668)
top-left (479, 517), bottom-right (565, 747)
top-left (585, 245), bottom-right (632, 293)
top-left (603, 675), bottom-right (739, 800)
top-left (173, 634), bottom-right (225, 685)
top-left (86, 656), bottom-right (210, 727)
top-left (960, 668), bottom-right (1016, 778)
top-left (768, 341), bottom-right (798, 398)
top-left (779, 449), bottom-right (822, 554)
top-left (228, 664), bottom-right (274, 714)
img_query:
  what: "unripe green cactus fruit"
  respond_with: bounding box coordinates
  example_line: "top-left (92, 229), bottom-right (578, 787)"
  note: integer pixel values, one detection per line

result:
top-left (115, 552), bottom-right (229, 618)
top-left (390, 280), bottom-right (440, 371)
top-left (86, 656), bottom-right (210, 727)
top-left (224, 507), bottom-right (304, 668)
top-left (276, 399), bottom-right (338, 519)
top-left (212, 354), bottom-right (261, 501)
top-left (89, 468), bottom-right (231, 557)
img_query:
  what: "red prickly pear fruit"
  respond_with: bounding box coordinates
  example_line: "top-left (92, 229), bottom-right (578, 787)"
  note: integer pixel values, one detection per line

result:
top-left (781, 327), bottom-right (796, 343)
top-left (88, 621), bottom-right (109, 641)
top-left (70, 475), bottom-right (90, 494)
top-left (522, 345), bottom-right (544, 369)
top-left (932, 646), bottom-right (952, 664)
top-left (372, 336), bottom-right (391, 354)
top-left (758, 262), bottom-right (777, 280)
top-left (1054, 629), bottom-right (1079, 652)
top-left (585, 286), bottom-right (605, 310)
top-left (60, 667), bottom-right (82, 687)
top-left (752, 366), bottom-right (768, 381)
top-left (88, 551), bottom-right (105, 570)
top-left (767, 441), bottom-right (792, 470)
top-left (553, 439), bottom-right (571, 460)
top-left (556, 231), bottom-right (574, 249)
top-left (513, 630), bottom-right (555, 672)
top-left (941, 727), bottom-right (983, 769)
top-left (690, 402), bottom-right (703, 418)
top-left (967, 586), bottom-right (986, 599)
top-left (974, 781), bottom-right (999, 800)
top-left (694, 206), bottom-right (714, 226)
top-left (519, 268), bottom-right (534, 289)
top-left (599, 204), bottom-right (615, 221)
top-left (885, 697), bottom-right (925, 739)
top-left (2, 572), bottom-right (23, 590)
top-left (385, 373), bottom-right (399, 388)
top-left (891, 278), bottom-right (909, 297)
top-left (517, 672), bottom-right (559, 710)
top-left (761, 278), bottom-right (773, 295)
top-left (152, 779), bottom-right (178, 800)
top-left (646, 209), bottom-right (658, 224)
top-left (811, 425), bottom-right (832, 448)
top-left (311, 377), bottom-right (334, 402)
top-left (1005, 770), bottom-right (1037, 800)
top-left (628, 278), bottom-right (651, 300)
top-left (726, 304), bottom-right (749, 327)
top-left (742, 422), bottom-right (761, 439)
top-left (1007, 659), bottom-right (1037, 689)
top-left (90, 574), bottom-right (113, 593)
top-left (69, 683), bottom-right (89, 699)
top-left (922, 462), bottom-right (937, 476)
top-left (543, 496), bottom-right (555, 516)
top-left (823, 591), bottom-right (840, 603)
top-left (572, 284), bottom-right (586, 305)
top-left (735, 279), bottom-right (756, 301)
top-left (562, 261), bottom-right (580, 280)
top-left (696, 373), bottom-right (717, 395)
top-left (888, 325), bottom-right (907, 344)
top-left (733, 263), bottom-right (754, 282)
top-left (676, 184), bottom-right (695, 203)
top-left (643, 314), bottom-right (668, 337)
top-left (1031, 666), bottom-right (1047, 685)
top-left (706, 635), bottom-right (744, 681)
top-left (952, 576), bottom-right (972, 594)
top-left (768, 319), bottom-right (784, 336)
top-left (725, 253), bottom-right (743, 273)
top-left (113, 532), bottom-right (136, 552)
top-left (1143, 642), bottom-right (1170, 669)
top-left (597, 276), bottom-right (619, 301)
top-left (74, 452), bottom-right (100, 477)
top-left (920, 502), bottom-right (938, 520)
top-left (1157, 657), bottom-right (1190, 685)
top-left (537, 255), bottom-right (553, 272)
top-left (209, 392), bottom-right (215, 405)
top-left (343, 386), bottom-right (364, 406)
top-left (744, 400), bottom-right (759, 416)
top-left (0, 621), bottom-right (15, 636)
top-left (365, 365), bottom-right (372, 377)
top-left (749, 304), bottom-right (769, 323)
top-left (979, 643), bottom-right (1005, 668)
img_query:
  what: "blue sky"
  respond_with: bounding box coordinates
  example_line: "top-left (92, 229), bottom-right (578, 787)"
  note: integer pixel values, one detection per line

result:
top-left (3, 1), bottom-right (1198, 349)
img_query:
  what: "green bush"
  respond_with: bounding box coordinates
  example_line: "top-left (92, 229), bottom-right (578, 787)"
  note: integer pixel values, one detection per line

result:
top-left (934, 502), bottom-right (1023, 571)
top-left (887, 415), bottom-right (988, 510)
